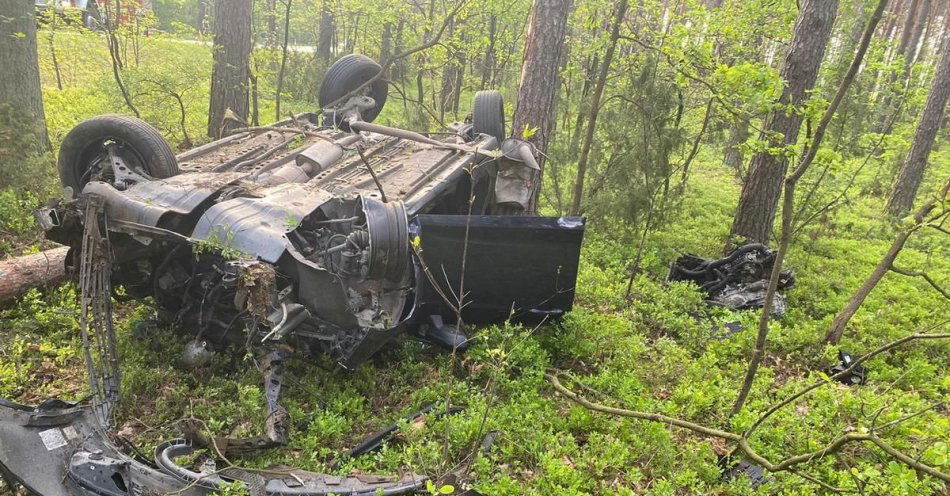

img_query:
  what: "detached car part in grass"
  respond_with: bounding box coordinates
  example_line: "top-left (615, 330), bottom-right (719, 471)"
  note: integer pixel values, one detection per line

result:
top-left (1, 55), bottom-right (584, 495)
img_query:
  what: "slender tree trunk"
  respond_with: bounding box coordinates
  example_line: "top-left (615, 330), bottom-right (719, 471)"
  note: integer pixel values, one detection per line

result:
top-left (266, 0), bottom-right (278, 44)
top-left (723, 119), bottom-right (749, 177)
top-left (0, 0), bottom-right (50, 153)
top-left (317, 0), bottom-right (334, 64)
top-left (48, 13), bottom-right (63, 91)
top-left (904, 0), bottom-right (931, 73)
top-left (480, 15), bottom-right (497, 89)
top-left (196, 0), bottom-right (207, 34)
top-left (904, 0), bottom-right (932, 70)
top-left (512, 0), bottom-right (573, 191)
top-left (380, 22), bottom-right (392, 66)
top-left (568, 54), bottom-right (598, 157)
top-left (886, 23), bottom-right (950, 215)
top-left (727, 0), bottom-right (839, 246)
top-left (275, 0), bottom-right (293, 122)
top-left (569, 0), bottom-right (627, 216)
top-left (829, 181), bottom-right (948, 344)
top-left (208, 0), bottom-right (252, 138)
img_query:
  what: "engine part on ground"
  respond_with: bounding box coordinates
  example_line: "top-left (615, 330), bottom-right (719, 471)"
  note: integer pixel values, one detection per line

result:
top-left (1, 395), bottom-right (427, 496)
top-left (828, 351), bottom-right (868, 385)
top-left (181, 339), bottom-right (213, 369)
top-left (720, 458), bottom-right (772, 489)
top-left (667, 243), bottom-right (795, 317)
top-left (480, 430), bottom-right (500, 457)
top-left (412, 314), bottom-right (471, 351)
top-left (333, 403), bottom-right (466, 468)
top-left (181, 349), bottom-right (291, 457)
top-left (493, 138), bottom-right (540, 213)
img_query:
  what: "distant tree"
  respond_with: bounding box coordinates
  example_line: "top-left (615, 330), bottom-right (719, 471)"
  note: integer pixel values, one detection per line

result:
top-left (511, 0), bottom-right (573, 210)
top-left (569, 0), bottom-right (628, 216)
top-left (0, 0), bottom-right (49, 153)
top-left (317, 0), bottom-right (333, 64)
top-left (727, 0), bottom-right (839, 246)
top-left (196, 0), bottom-right (208, 34)
top-left (208, 0), bottom-right (252, 138)
top-left (886, 22), bottom-right (950, 215)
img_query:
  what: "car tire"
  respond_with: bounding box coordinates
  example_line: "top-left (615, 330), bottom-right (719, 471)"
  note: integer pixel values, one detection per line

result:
top-left (58, 114), bottom-right (180, 192)
top-left (472, 90), bottom-right (505, 145)
top-left (318, 54), bottom-right (388, 125)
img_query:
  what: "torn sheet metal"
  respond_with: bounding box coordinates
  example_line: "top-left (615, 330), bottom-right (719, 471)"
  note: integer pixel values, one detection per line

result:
top-left (668, 243), bottom-right (795, 316)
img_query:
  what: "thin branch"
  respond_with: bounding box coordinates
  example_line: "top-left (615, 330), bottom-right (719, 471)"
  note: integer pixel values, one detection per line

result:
top-left (745, 330), bottom-right (950, 437)
top-left (547, 371), bottom-right (950, 482)
top-left (889, 266), bottom-right (950, 299)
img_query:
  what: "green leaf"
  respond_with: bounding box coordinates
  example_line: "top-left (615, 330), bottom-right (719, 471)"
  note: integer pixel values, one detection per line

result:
top-left (521, 124), bottom-right (538, 140)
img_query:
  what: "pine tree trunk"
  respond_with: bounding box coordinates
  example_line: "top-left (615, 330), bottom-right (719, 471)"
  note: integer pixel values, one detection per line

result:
top-left (0, 0), bottom-right (49, 153)
top-left (904, 0), bottom-right (931, 73)
top-left (512, 0), bottom-right (572, 179)
top-left (727, 0), bottom-right (839, 245)
top-left (480, 15), bottom-right (497, 89)
top-left (208, 0), bottom-right (252, 138)
top-left (0, 247), bottom-right (69, 303)
top-left (886, 24), bottom-right (950, 215)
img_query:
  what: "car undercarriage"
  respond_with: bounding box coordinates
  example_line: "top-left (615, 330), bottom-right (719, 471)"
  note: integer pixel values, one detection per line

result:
top-left (0, 55), bottom-right (584, 495)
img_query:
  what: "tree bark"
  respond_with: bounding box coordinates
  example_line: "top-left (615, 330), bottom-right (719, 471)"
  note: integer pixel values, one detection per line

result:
top-left (511, 0), bottom-right (573, 181)
top-left (886, 23), bottom-right (950, 215)
top-left (265, 0), bottom-right (278, 44)
top-left (317, 0), bottom-right (334, 64)
top-left (207, 0), bottom-right (252, 138)
top-left (727, 0), bottom-right (839, 246)
top-left (723, 119), bottom-right (749, 177)
top-left (829, 181), bottom-right (948, 344)
top-left (569, 0), bottom-right (627, 216)
top-left (380, 22), bottom-right (392, 66)
top-left (0, 247), bottom-right (69, 303)
top-left (904, 0), bottom-right (931, 70)
top-left (0, 0), bottom-right (50, 153)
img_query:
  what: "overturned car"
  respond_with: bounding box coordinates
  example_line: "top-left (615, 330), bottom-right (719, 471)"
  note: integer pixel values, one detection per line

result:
top-left (1, 55), bottom-right (584, 495)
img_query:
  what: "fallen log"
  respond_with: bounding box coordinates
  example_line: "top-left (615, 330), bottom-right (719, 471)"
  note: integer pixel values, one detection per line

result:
top-left (0, 246), bottom-right (70, 303)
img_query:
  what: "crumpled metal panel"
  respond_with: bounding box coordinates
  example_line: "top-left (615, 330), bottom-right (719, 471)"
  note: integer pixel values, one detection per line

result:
top-left (82, 172), bottom-right (244, 228)
top-left (0, 397), bottom-right (426, 496)
top-left (191, 183), bottom-right (333, 263)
